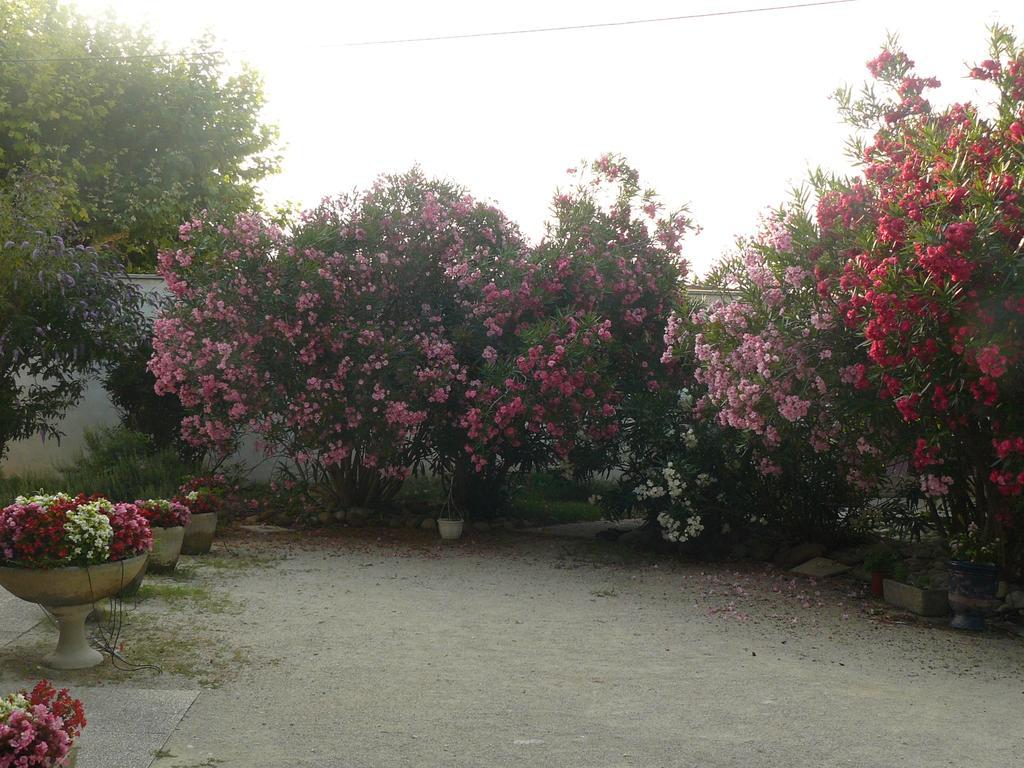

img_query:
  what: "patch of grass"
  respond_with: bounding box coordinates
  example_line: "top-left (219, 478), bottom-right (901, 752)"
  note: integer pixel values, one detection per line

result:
top-left (512, 497), bottom-right (604, 524)
top-left (124, 609), bottom-right (247, 687)
top-left (136, 580), bottom-right (235, 614)
top-left (395, 471), bottom-right (612, 524)
top-left (507, 471), bottom-right (611, 523)
top-left (167, 563), bottom-right (198, 582)
top-left (396, 475), bottom-right (445, 505)
top-left (1, 595), bottom-right (246, 688)
top-left (138, 583), bottom-right (212, 601)
top-left (153, 752), bottom-right (225, 768)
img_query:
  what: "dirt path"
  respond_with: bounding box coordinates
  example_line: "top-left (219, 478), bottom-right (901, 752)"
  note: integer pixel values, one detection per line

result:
top-left (4, 528), bottom-right (1023, 767)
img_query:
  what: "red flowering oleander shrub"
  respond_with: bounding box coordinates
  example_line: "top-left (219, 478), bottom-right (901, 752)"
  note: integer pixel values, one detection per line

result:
top-left (0, 680), bottom-right (86, 768)
top-left (824, 29), bottom-right (1024, 566)
top-left (0, 493), bottom-right (151, 567)
top-left (135, 499), bottom-right (191, 528)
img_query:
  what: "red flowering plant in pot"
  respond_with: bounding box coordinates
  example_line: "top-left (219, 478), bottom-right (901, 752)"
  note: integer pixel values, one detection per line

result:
top-left (173, 476), bottom-right (229, 555)
top-left (135, 499), bottom-right (191, 572)
top-left (0, 493), bottom-right (151, 668)
top-left (820, 29), bottom-right (1024, 599)
top-left (0, 680), bottom-right (86, 767)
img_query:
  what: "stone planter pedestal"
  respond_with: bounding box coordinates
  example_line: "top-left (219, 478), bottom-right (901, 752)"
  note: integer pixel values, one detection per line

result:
top-left (0, 554), bottom-right (148, 668)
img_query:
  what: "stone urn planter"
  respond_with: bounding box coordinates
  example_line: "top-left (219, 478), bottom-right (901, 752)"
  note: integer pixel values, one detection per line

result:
top-left (437, 518), bottom-right (464, 540)
top-left (116, 561), bottom-right (147, 598)
top-left (948, 560), bottom-right (999, 630)
top-left (181, 512), bottom-right (217, 555)
top-left (149, 525), bottom-right (186, 572)
top-left (0, 554), bottom-right (148, 668)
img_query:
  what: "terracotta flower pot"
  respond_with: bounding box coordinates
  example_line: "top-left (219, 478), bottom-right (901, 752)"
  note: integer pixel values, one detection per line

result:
top-left (870, 571), bottom-right (885, 597)
top-left (181, 512), bottom-right (218, 555)
top-left (149, 526), bottom-right (185, 572)
top-left (0, 554), bottom-right (148, 668)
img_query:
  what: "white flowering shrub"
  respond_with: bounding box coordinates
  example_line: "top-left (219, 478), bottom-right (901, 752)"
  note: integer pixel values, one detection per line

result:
top-left (596, 384), bottom-right (761, 550)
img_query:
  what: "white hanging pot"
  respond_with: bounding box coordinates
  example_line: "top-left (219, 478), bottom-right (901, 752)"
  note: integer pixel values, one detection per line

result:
top-left (437, 519), bottom-right (464, 540)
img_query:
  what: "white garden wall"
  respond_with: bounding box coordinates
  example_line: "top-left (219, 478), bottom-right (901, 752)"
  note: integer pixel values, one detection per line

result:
top-left (3, 275), bottom-right (163, 477)
top-left (2, 275), bottom-right (272, 480)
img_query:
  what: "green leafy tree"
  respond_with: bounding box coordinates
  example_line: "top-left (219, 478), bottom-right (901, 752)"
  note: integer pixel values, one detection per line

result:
top-left (0, 0), bottom-right (280, 269)
top-left (0, 171), bottom-right (146, 460)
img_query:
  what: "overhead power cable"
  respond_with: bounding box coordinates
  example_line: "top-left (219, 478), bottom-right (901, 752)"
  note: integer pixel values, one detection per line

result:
top-left (346, 0), bottom-right (862, 47)
top-left (0, 0), bottom-right (861, 63)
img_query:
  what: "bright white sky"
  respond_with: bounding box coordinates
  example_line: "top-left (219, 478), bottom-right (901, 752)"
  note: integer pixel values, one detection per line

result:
top-left (72, 0), bottom-right (1023, 275)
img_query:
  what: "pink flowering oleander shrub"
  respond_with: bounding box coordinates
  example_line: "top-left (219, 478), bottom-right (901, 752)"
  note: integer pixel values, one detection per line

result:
top-left (680, 206), bottom-right (898, 543)
top-left (661, 265), bottom-right (884, 546)
top-left (0, 681), bottom-right (85, 768)
top-left (452, 156), bottom-right (693, 507)
top-left (152, 159), bottom-right (692, 517)
top-left (152, 171), bottom-right (523, 510)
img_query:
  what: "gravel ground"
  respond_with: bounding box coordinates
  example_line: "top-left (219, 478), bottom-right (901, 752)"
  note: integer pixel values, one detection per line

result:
top-left (4, 527), bottom-right (1024, 767)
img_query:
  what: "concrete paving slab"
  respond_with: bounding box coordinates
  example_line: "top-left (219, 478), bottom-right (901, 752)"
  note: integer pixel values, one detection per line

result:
top-left (238, 524), bottom-right (292, 534)
top-left (0, 590), bottom-right (44, 643)
top-left (0, 652), bottom-right (197, 768)
top-left (79, 729), bottom-right (175, 768)
top-left (80, 687), bottom-right (200, 736)
top-left (64, 687), bottom-right (197, 768)
top-left (0, 678), bottom-right (197, 767)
